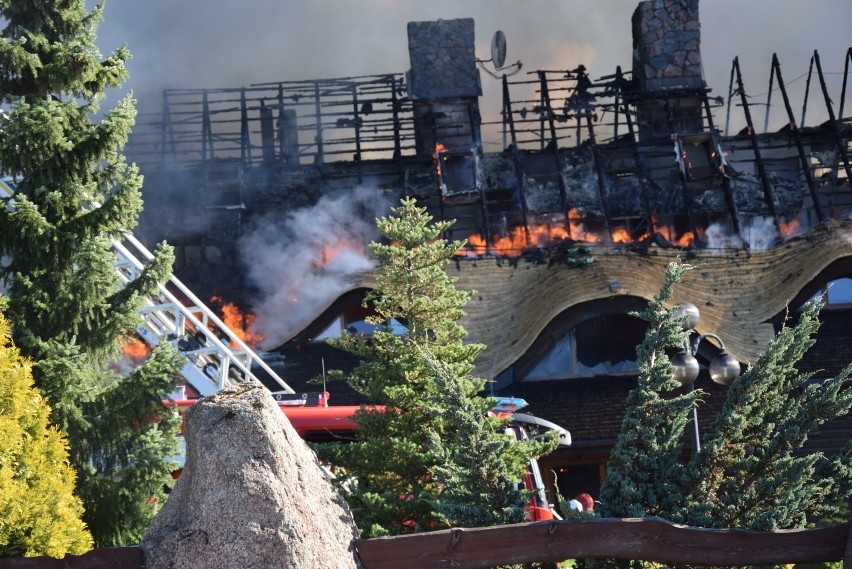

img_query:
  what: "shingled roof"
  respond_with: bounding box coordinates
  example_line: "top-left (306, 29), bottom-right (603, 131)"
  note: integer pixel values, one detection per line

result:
top-left (330, 220), bottom-right (852, 379)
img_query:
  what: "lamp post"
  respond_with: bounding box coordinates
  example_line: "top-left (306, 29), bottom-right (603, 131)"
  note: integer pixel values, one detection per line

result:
top-left (670, 302), bottom-right (741, 456)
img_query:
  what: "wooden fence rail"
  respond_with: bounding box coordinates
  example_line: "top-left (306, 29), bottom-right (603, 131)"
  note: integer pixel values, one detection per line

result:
top-left (0, 547), bottom-right (140, 568)
top-left (355, 517), bottom-right (852, 569)
top-left (2, 518), bottom-right (850, 568)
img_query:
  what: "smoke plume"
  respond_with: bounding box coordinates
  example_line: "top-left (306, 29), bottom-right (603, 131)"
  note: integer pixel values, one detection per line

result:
top-left (93, 0), bottom-right (851, 141)
top-left (238, 186), bottom-right (390, 349)
top-left (703, 214), bottom-right (808, 253)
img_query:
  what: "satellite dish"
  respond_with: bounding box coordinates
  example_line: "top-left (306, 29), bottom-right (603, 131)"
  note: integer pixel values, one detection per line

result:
top-left (491, 30), bottom-right (507, 69)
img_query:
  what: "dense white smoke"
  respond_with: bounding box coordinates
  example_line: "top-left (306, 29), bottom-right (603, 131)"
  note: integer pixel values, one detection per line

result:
top-left (741, 217), bottom-right (782, 252)
top-left (702, 221), bottom-right (744, 251)
top-left (238, 186), bottom-right (390, 349)
top-left (703, 214), bottom-right (807, 253)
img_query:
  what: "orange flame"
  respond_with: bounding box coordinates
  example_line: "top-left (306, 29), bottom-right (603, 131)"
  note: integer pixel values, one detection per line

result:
top-left (657, 227), bottom-right (693, 247)
top-left (489, 227), bottom-right (531, 254)
top-left (460, 210), bottom-right (701, 257)
top-left (211, 296), bottom-right (264, 348)
top-left (461, 224), bottom-right (571, 256)
top-left (123, 338), bottom-right (152, 361)
top-left (312, 238), bottom-right (364, 270)
top-left (778, 217), bottom-right (802, 240)
top-left (433, 143), bottom-right (447, 182)
top-left (611, 227), bottom-right (633, 243)
top-left (651, 215), bottom-right (693, 247)
top-left (568, 209), bottom-right (600, 243)
top-left (464, 233), bottom-right (488, 255)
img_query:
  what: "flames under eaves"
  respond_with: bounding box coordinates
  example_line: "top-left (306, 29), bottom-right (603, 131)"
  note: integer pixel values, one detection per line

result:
top-left (211, 295), bottom-right (264, 348)
top-left (460, 209), bottom-right (695, 257)
top-left (458, 210), bottom-right (805, 257)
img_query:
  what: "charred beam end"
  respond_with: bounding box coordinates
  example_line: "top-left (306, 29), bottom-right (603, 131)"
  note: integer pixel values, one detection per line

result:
top-left (355, 517), bottom-right (849, 569)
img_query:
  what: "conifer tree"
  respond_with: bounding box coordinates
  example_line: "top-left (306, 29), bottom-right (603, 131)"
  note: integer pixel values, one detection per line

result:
top-left (597, 261), bottom-right (698, 519)
top-left (598, 261), bottom-right (852, 531)
top-left (419, 345), bottom-right (549, 529)
top-left (0, 304), bottom-right (93, 558)
top-left (321, 197), bottom-right (553, 537)
top-left (0, 0), bottom-right (182, 545)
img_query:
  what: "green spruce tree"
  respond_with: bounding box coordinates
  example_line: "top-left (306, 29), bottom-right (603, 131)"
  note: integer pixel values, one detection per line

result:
top-left (0, 0), bottom-right (182, 545)
top-left (0, 303), bottom-right (93, 558)
top-left (418, 344), bottom-right (550, 529)
top-left (598, 261), bottom-right (852, 531)
top-left (321, 197), bottom-right (553, 537)
top-left (596, 261), bottom-right (698, 520)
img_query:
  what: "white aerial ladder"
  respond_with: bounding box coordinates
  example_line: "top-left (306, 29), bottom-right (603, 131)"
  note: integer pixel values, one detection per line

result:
top-left (1, 177), bottom-right (294, 397)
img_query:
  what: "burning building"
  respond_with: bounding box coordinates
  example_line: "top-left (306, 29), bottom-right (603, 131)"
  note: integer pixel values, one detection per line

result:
top-left (128, 0), bottom-right (852, 504)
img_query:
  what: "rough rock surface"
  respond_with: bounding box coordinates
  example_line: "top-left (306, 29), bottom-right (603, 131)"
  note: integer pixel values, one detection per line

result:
top-left (141, 385), bottom-right (361, 569)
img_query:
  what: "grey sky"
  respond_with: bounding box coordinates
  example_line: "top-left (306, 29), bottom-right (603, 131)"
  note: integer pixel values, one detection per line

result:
top-left (95, 1), bottom-right (851, 137)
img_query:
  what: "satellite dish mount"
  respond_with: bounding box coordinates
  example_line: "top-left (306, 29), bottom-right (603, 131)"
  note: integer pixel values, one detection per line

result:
top-left (477, 30), bottom-right (522, 79)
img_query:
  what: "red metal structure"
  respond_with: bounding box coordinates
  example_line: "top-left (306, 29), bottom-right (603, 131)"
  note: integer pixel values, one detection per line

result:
top-left (168, 394), bottom-right (571, 521)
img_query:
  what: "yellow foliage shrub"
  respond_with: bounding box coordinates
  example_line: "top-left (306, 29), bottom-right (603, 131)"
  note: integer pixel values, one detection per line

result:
top-left (0, 306), bottom-right (93, 558)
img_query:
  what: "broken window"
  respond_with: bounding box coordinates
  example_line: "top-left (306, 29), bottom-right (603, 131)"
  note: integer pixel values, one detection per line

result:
top-left (523, 313), bottom-right (644, 380)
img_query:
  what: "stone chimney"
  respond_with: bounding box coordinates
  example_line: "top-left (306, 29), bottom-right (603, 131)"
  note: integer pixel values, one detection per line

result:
top-left (407, 18), bottom-right (482, 155)
top-left (632, 0), bottom-right (704, 92)
top-left (631, 0), bottom-right (706, 138)
top-left (408, 18), bottom-right (480, 100)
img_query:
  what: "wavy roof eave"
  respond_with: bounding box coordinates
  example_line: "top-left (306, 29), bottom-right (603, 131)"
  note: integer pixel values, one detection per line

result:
top-left (288, 220), bottom-right (852, 377)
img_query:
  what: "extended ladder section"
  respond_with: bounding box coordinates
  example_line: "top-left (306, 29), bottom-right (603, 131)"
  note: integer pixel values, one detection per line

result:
top-left (1, 178), bottom-right (294, 397)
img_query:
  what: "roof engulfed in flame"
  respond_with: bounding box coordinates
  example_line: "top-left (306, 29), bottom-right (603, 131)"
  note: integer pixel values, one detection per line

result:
top-left (460, 209), bottom-right (695, 256)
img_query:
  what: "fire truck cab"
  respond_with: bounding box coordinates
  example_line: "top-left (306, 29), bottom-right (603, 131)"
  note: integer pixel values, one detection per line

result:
top-left (494, 398), bottom-right (572, 521)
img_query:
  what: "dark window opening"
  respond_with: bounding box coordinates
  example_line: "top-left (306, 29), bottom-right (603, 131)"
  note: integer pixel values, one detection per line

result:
top-left (575, 315), bottom-right (644, 375)
top-left (523, 313), bottom-right (644, 380)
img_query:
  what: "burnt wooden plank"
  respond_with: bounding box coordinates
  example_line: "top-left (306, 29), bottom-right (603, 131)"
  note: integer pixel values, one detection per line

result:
top-left (0, 547), bottom-right (141, 569)
top-left (356, 517), bottom-right (849, 569)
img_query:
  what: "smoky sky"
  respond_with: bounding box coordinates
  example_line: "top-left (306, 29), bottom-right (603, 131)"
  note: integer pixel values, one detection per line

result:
top-left (94, 0), bottom-right (852, 139)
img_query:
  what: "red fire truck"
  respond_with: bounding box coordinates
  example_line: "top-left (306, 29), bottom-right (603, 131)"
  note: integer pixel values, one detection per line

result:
top-left (170, 393), bottom-right (570, 521)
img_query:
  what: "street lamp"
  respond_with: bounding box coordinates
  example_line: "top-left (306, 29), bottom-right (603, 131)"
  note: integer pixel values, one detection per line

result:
top-left (670, 302), bottom-right (741, 455)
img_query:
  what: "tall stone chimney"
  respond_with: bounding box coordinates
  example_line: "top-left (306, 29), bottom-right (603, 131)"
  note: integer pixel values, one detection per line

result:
top-left (632, 0), bottom-right (704, 91)
top-left (407, 18), bottom-right (482, 155)
top-left (631, 0), bottom-right (706, 138)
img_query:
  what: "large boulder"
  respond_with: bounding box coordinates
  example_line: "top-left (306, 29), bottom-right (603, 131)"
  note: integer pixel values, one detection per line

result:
top-left (141, 385), bottom-right (361, 569)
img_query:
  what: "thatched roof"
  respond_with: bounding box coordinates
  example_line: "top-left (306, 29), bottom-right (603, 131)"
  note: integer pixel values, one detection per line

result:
top-left (342, 220), bottom-right (852, 377)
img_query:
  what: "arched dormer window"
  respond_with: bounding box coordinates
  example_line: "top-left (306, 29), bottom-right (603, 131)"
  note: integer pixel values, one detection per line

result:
top-left (804, 277), bottom-right (852, 309)
top-left (523, 313), bottom-right (645, 381)
top-left (314, 292), bottom-right (407, 340)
